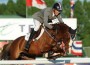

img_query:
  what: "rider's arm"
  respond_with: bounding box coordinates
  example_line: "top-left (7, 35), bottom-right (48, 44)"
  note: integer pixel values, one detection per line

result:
top-left (44, 11), bottom-right (53, 29)
top-left (57, 15), bottom-right (64, 23)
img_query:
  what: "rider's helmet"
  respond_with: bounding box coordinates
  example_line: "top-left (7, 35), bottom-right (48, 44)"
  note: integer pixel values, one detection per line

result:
top-left (53, 2), bottom-right (62, 13)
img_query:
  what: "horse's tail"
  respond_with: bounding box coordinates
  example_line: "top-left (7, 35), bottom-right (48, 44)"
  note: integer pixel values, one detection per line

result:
top-left (0, 43), bottom-right (11, 60)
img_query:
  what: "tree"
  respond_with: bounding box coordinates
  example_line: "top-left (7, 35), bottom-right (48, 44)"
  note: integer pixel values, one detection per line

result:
top-left (6, 0), bottom-right (16, 15)
top-left (83, 0), bottom-right (88, 10)
top-left (82, 0), bottom-right (90, 46)
top-left (15, 0), bottom-right (26, 17)
top-left (86, 2), bottom-right (90, 18)
top-left (62, 0), bottom-right (70, 17)
top-left (45, 0), bottom-right (55, 7)
top-left (75, 0), bottom-right (90, 46)
top-left (74, 0), bottom-right (84, 38)
top-left (0, 4), bottom-right (7, 15)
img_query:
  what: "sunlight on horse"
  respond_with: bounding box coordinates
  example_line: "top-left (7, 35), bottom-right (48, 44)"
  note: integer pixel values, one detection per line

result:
top-left (1, 23), bottom-right (70, 60)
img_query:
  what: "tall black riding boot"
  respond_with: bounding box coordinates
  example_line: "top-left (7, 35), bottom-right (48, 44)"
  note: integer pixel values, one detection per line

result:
top-left (25, 29), bottom-right (36, 51)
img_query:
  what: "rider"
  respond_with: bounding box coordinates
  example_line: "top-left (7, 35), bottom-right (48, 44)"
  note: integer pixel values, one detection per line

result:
top-left (25, 2), bottom-right (64, 51)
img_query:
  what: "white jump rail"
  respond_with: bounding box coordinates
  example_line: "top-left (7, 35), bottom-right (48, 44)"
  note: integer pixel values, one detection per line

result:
top-left (0, 58), bottom-right (90, 64)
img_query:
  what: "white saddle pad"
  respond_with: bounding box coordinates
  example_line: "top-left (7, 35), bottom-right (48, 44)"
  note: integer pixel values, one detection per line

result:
top-left (25, 28), bottom-right (44, 41)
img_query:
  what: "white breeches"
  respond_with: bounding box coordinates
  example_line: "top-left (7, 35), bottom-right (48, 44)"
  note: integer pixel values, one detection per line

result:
top-left (33, 19), bottom-right (41, 31)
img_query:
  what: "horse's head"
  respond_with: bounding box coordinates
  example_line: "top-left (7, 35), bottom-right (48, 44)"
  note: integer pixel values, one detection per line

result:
top-left (52, 23), bottom-right (69, 42)
top-left (50, 23), bottom-right (70, 56)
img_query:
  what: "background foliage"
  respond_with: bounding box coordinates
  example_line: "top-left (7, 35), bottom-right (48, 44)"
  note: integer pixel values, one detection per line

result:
top-left (0, 0), bottom-right (90, 46)
top-left (0, 0), bottom-right (26, 17)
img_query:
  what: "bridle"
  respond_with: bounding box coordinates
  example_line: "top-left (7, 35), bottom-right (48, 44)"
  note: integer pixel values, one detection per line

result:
top-left (43, 25), bottom-right (63, 47)
top-left (43, 26), bottom-right (67, 57)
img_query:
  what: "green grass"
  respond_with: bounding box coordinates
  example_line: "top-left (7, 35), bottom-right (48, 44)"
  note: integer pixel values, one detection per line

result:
top-left (83, 47), bottom-right (90, 57)
top-left (83, 35), bottom-right (90, 47)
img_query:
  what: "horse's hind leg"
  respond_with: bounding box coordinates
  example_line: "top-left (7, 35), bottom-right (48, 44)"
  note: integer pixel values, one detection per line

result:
top-left (0, 44), bottom-right (11, 60)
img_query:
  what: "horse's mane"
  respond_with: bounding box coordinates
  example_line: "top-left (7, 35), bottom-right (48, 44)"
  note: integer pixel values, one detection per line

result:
top-left (53, 23), bottom-right (69, 33)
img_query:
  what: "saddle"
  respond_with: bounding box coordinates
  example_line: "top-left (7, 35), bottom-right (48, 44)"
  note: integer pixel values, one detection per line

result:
top-left (33, 26), bottom-right (44, 41)
top-left (25, 25), bottom-right (43, 41)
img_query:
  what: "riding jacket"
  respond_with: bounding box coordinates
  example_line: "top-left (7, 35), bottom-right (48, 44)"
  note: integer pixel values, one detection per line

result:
top-left (32, 7), bottom-right (63, 29)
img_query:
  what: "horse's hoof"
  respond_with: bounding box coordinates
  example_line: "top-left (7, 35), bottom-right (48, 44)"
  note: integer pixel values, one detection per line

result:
top-left (47, 56), bottom-right (56, 60)
top-left (20, 52), bottom-right (26, 57)
top-left (52, 57), bottom-right (56, 60)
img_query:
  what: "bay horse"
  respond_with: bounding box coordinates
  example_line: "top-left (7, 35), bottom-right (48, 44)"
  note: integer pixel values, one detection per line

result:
top-left (1, 23), bottom-right (70, 60)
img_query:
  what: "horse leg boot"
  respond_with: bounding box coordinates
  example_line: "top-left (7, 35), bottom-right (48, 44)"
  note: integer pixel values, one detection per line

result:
top-left (25, 29), bottom-right (36, 51)
top-left (47, 51), bottom-right (54, 59)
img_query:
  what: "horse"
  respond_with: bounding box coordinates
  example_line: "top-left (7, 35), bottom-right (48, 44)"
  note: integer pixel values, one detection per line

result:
top-left (0, 23), bottom-right (70, 60)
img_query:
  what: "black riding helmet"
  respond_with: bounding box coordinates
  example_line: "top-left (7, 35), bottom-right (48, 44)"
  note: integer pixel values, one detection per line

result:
top-left (53, 2), bottom-right (62, 13)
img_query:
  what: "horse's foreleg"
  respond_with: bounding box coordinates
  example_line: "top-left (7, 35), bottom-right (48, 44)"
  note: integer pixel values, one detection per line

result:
top-left (10, 47), bottom-right (20, 60)
top-left (21, 56), bottom-right (35, 60)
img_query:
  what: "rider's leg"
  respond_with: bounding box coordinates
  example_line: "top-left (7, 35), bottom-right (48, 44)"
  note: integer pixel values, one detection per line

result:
top-left (25, 19), bottom-right (41, 51)
top-left (25, 29), bottom-right (36, 50)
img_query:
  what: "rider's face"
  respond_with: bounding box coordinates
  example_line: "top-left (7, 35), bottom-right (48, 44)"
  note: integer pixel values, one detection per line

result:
top-left (53, 9), bottom-right (60, 16)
